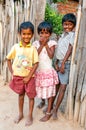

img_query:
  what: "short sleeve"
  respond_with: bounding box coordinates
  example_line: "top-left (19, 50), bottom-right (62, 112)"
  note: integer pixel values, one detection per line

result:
top-left (6, 44), bottom-right (16, 60)
top-left (69, 32), bottom-right (75, 46)
top-left (32, 46), bottom-right (39, 64)
top-left (48, 40), bottom-right (57, 48)
top-left (32, 40), bottom-right (40, 50)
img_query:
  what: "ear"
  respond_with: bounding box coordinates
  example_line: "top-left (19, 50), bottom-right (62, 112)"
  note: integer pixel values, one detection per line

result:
top-left (31, 33), bottom-right (34, 38)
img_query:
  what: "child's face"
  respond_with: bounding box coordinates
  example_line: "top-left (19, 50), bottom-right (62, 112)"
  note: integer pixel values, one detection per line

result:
top-left (39, 29), bottom-right (51, 43)
top-left (63, 21), bottom-right (75, 33)
top-left (20, 28), bottom-right (33, 45)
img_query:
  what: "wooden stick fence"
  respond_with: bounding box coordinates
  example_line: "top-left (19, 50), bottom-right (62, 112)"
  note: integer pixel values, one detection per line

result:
top-left (0, 0), bottom-right (46, 82)
top-left (66, 0), bottom-right (86, 129)
top-left (0, 0), bottom-right (86, 129)
top-left (0, 0), bottom-right (33, 81)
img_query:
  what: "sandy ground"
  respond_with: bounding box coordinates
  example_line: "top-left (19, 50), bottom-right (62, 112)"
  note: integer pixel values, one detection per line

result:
top-left (0, 76), bottom-right (84, 130)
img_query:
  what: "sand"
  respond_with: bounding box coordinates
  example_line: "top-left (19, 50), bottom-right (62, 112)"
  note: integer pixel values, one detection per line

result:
top-left (0, 75), bottom-right (84, 130)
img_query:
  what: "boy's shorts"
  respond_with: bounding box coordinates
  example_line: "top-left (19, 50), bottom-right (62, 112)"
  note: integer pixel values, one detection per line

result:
top-left (57, 61), bottom-right (70, 85)
top-left (9, 76), bottom-right (36, 98)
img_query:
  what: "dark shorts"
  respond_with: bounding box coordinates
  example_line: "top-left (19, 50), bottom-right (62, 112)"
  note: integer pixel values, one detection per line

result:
top-left (9, 76), bottom-right (36, 98)
top-left (57, 61), bottom-right (70, 85)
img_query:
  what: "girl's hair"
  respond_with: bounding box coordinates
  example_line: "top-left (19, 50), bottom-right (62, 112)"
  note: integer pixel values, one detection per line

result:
top-left (62, 13), bottom-right (76, 27)
top-left (37, 21), bottom-right (52, 34)
top-left (18, 21), bottom-right (34, 34)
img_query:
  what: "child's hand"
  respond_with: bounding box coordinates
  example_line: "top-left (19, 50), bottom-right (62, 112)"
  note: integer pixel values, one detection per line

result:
top-left (59, 63), bottom-right (65, 74)
top-left (23, 76), bottom-right (30, 84)
top-left (55, 64), bottom-right (60, 72)
top-left (39, 36), bottom-right (49, 46)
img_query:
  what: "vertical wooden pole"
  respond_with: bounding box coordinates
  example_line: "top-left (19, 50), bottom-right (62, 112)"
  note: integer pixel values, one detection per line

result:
top-left (66, 4), bottom-right (82, 120)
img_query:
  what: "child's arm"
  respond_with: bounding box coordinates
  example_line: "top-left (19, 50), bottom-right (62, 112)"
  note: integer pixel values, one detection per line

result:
top-left (37, 36), bottom-right (48, 55)
top-left (6, 44), bottom-right (16, 74)
top-left (37, 44), bottom-right (44, 55)
top-left (55, 59), bottom-right (60, 71)
top-left (7, 59), bottom-right (13, 74)
top-left (60, 44), bottom-right (73, 73)
top-left (45, 44), bottom-right (55, 59)
top-left (23, 62), bottom-right (38, 84)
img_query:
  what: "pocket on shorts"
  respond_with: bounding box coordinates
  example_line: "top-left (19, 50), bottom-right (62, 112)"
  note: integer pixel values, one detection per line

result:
top-left (9, 76), bottom-right (24, 94)
top-left (65, 62), bottom-right (70, 71)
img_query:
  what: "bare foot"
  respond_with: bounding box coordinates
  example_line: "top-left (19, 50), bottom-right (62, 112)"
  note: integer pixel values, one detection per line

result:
top-left (52, 109), bottom-right (57, 120)
top-left (40, 112), bottom-right (51, 122)
top-left (43, 106), bottom-right (53, 114)
top-left (14, 115), bottom-right (23, 123)
top-left (25, 117), bottom-right (33, 126)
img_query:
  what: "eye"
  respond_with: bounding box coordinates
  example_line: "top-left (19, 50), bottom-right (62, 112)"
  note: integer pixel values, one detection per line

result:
top-left (45, 32), bottom-right (49, 34)
top-left (40, 32), bottom-right (43, 34)
top-left (22, 33), bottom-right (26, 35)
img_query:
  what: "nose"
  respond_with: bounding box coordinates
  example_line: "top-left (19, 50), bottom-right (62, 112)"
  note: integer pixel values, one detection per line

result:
top-left (65, 24), bottom-right (69, 27)
top-left (25, 34), bottom-right (29, 38)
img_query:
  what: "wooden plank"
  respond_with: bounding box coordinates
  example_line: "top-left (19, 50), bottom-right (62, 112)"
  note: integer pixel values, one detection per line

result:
top-left (78, 9), bottom-right (86, 48)
top-left (83, 0), bottom-right (86, 9)
top-left (76, 48), bottom-right (86, 101)
top-left (67, 4), bottom-right (82, 120)
top-left (0, 21), bottom-right (2, 74)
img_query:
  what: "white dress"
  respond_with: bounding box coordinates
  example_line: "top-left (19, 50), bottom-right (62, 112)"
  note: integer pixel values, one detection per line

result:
top-left (33, 40), bottom-right (59, 99)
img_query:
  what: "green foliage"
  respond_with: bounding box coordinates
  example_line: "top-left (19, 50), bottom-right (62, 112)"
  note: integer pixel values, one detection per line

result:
top-left (52, 0), bottom-right (68, 3)
top-left (45, 3), bottom-right (63, 35)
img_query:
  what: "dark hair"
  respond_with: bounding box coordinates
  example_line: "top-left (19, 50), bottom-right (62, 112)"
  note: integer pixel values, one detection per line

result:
top-left (62, 13), bottom-right (76, 27)
top-left (18, 21), bottom-right (34, 34)
top-left (37, 21), bottom-right (52, 34)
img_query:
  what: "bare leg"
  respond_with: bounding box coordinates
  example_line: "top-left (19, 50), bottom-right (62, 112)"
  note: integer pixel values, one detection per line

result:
top-left (43, 84), bottom-right (60, 114)
top-left (52, 84), bottom-right (60, 106)
top-left (14, 93), bottom-right (25, 123)
top-left (40, 97), bottom-right (53, 122)
top-left (52, 84), bottom-right (66, 119)
top-left (25, 98), bottom-right (34, 126)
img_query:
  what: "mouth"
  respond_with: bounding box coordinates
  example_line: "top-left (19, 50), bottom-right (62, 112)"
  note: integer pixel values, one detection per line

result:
top-left (65, 29), bottom-right (70, 32)
top-left (24, 39), bottom-right (30, 41)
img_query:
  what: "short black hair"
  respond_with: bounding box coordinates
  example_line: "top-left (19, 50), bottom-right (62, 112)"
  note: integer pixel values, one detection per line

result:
top-left (37, 21), bottom-right (52, 34)
top-left (18, 21), bottom-right (34, 34)
top-left (62, 13), bottom-right (76, 27)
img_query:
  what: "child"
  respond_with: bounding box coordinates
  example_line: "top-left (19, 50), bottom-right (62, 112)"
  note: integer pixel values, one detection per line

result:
top-left (32, 21), bottom-right (59, 122)
top-left (52, 13), bottom-right (76, 119)
top-left (6, 21), bottom-right (39, 126)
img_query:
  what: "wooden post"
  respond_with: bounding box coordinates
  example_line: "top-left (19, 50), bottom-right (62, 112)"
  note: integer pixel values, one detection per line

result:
top-left (66, 4), bottom-right (82, 120)
top-left (83, 0), bottom-right (86, 9)
top-left (0, 21), bottom-right (2, 74)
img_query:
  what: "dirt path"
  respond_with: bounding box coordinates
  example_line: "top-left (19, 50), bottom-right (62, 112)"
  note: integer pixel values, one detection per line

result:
top-left (0, 75), bottom-right (84, 130)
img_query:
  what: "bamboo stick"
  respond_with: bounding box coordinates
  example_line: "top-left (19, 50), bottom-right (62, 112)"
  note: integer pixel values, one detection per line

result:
top-left (23, 0), bottom-right (30, 21)
top-left (74, 100), bottom-right (80, 122)
top-left (0, 21), bottom-right (2, 74)
top-left (67, 4), bottom-right (82, 120)
top-left (81, 68), bottom-right (86, 102)
top-left (71, 4), bottom-right (82, 64)
top-left (83, 0), bottom-right (86, 9)
top-left (79, 97), bottom-right (86, 127)
top-left (85, 113), bottom-right (86, 129)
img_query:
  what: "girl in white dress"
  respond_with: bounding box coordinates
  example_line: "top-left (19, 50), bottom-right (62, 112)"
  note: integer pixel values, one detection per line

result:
top-left (33, 21), bottom-right (59, 121)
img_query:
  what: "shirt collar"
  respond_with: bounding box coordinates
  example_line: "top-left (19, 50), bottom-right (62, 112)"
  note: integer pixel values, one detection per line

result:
top-left (62, 32), bottom-right (69, 38)
top-left (19, 41), bottom-right (31, 47)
